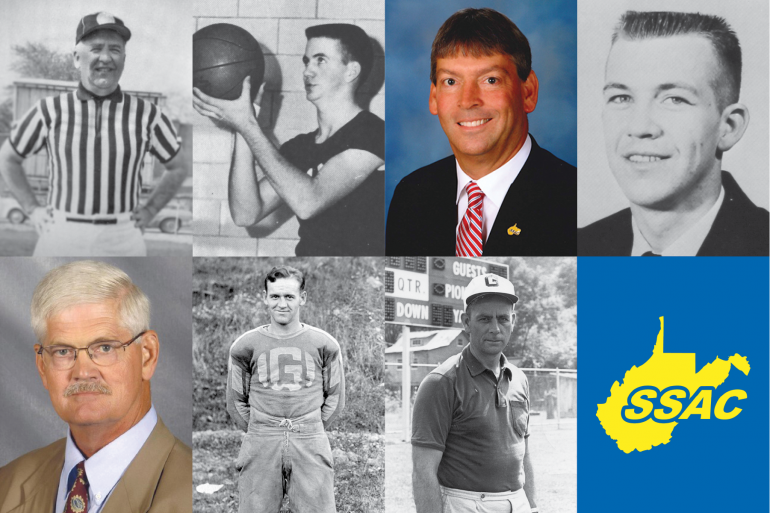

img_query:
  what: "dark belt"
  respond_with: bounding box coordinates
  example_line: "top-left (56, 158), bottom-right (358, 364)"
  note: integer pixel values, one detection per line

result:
top-left (66, 217), bottom-right (118, 225)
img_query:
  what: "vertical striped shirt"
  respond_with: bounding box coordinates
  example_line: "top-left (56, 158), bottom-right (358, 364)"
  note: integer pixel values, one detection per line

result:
top-left (9, 83), bottom-right (181, 216)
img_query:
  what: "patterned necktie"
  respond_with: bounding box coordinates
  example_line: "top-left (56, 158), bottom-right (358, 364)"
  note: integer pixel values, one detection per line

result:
top-left (63, 461), bottom-right (89, 513)
top-left (642, 251), bottom-right (662, 257)
top-left (456, 181), bottom-right (484, 256)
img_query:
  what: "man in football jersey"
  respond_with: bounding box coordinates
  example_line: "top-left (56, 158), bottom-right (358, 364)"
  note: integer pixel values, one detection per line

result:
top-left (226, 266), bottom-right (345, 513)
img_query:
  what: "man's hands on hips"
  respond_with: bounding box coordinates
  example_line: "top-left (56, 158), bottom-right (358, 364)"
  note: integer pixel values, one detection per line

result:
top-left (29, 206), bottom-right (52, 235)
top-left (131, 205), bottom-right (155, 232)
top-left (192, 77), bottom-right (264, 133)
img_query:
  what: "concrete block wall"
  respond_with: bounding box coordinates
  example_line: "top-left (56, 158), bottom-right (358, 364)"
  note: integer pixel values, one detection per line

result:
top-left (192, 0), bottom-right (385, 256)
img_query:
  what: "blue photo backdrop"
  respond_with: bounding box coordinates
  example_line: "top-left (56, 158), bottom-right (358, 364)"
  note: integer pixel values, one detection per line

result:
top-left (384, 0), bottom-right (577, 221)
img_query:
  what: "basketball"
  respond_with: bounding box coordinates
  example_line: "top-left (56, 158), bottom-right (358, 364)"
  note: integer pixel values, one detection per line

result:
top-left (193, 23), bottom-right (265, 101)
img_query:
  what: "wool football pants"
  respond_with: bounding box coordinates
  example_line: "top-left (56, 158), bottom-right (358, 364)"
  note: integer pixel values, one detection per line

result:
top-left (237, 414), bottom-right (336, 513)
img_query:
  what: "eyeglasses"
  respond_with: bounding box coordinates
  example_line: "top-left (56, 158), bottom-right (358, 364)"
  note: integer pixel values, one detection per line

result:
top-left (36, 331), bottom-right (146, 370)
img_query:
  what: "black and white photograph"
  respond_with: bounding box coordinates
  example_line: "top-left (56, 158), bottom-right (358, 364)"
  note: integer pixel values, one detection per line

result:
top-left (385, 256), bottom-right (577, 513)
top-left (577, 0), bottom-right (769, 256)
top-left (192, 1), bottom-right (385, 257)
top-left (0, 0), bottom-right (194, 257)
top-left (193, 257), bottom-right (384, 512)
top-left (0, 257), bottom-right (192, 512)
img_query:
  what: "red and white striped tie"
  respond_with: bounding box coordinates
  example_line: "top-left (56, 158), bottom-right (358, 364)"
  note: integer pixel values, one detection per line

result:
top-left (456, 181), bottom-right (484, 256)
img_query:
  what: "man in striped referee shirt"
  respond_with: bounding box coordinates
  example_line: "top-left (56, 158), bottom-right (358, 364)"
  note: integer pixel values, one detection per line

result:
top-left (0, 12), bottom-right (188, 256)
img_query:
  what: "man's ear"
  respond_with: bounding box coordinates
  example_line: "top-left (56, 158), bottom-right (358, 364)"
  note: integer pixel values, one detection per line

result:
top-left (139, 330), bottom-right (160, 381)
top-left (34, 345), bottom-right (50, 391)
top-left (460, 311), bottom-right (470, 334)
top-left (345, 61), bottom-right (361, 84)
top-left (717, 102), bottom-right (749, 152)
top-left (429, 82), bottom-right (438, 116)
top-left (299, 290), bottom-right (307, 306)
top-left (521, 70), bottom-right (539, 114)
top-left (73, 48), bottom-right (81, 70)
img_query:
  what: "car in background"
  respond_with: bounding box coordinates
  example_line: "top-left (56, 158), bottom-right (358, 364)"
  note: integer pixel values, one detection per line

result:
top-left (0, 197), bottom-right (26, 224)
top-left (148, 203), bottom-right (192, 233)
top-left (0, 196), bottom-right (191, 233)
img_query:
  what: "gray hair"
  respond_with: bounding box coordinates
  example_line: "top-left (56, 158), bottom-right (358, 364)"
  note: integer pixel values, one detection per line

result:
top-left (31, 260), bottom-right (150, 342)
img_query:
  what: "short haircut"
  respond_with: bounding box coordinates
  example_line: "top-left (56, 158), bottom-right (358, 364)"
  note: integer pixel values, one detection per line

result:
top-left (31, 260), bottom-right (150, 343)
top-left (430, 7), bottom-right (531, 84)
top-left (612, 11), bottom-right (741, 110)
top-left (264, 266), bottom-right (306, 292)
top-left (306, 23), bottom-right (373, 87)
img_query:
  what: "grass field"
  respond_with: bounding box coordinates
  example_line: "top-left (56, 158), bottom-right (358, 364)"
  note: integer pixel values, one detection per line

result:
top-left (385, 405), bottom-right (577, 513)
top-left (193, 258), bottom-right (385, 512)
top-left (194, 429), bottom-right (384, 513)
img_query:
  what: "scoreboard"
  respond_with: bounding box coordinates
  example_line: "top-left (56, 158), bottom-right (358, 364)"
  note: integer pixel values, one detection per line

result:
top-left (384, 257), bottom-right (510, 328)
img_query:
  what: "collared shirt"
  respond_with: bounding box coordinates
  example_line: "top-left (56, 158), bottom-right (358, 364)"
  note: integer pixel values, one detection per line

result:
top-left (412, 344), bottom-right (530, 493)
top-left (9, 83), bottom-right (180, 217)
top-left (456, 135), bottom-right (532, 242)
top-left (55, 406), bottom-right (158, 513)
top-left (631, 186), bottom-right (725, 256)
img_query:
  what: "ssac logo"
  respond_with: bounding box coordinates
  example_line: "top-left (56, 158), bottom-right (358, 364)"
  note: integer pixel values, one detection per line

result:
top-left (597, 317), bottom-right (750, 453)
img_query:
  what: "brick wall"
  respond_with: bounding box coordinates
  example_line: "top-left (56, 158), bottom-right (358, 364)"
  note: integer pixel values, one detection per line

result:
top-left (192, 0), bottom-right (385, 256)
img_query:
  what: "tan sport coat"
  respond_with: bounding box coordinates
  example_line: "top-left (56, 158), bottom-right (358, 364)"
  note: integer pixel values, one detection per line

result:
top-left (0, 417), bottom-right (191, 513)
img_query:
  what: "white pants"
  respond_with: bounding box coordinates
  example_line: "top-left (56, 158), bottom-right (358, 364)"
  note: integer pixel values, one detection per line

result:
top-left (440, 486), bottom-right (530, 513)
top-left (33, 210), bottom-right (146, 257)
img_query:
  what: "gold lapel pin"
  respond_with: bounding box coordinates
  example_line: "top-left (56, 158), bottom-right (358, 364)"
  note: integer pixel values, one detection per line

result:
top-left (507, 224), bottom-right (521, 236)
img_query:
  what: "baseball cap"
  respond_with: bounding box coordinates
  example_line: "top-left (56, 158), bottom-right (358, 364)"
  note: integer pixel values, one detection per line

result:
top-left (463, 273), bottom-right (518, 308)
top-left (76, 12), bottom-right (131, 44)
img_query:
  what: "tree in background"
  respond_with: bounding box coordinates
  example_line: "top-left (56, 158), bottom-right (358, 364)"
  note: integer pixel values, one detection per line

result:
top-left (10, 42), bottom-right (79, 81)
top-left (384, 257), bottom-right (578, 370)
top-left (0, 42), bottom-right (79, 139)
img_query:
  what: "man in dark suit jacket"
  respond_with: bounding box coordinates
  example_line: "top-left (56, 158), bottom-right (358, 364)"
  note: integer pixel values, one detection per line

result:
top-left (580, 171), bottom-right (768, 256)
top-left (578, 11), bottom-right (768, 256)
top-left (386, 8), bottom-right (576, 257)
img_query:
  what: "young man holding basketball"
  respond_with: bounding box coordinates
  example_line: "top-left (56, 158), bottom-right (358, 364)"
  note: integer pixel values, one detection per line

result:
top-left (193, 24), bottom-right (384, 256)
top-left (227, 266), bottom-right (345, 513)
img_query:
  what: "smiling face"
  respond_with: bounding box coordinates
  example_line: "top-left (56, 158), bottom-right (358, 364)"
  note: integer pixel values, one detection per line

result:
top-left (34, 301), bottom-right (153, 431)
top-left (462, 295), bottom-right (515, 361)
top-left (264, 277), bottom-right (307, 328)
top-left (430, 52), bottom-right (538, 176)
top-left (74, 30), bottom-right (126, 95)
top-left (302, 37), bottom-right (353, 103)
top-left (602, 35), bottom-right (730, 211)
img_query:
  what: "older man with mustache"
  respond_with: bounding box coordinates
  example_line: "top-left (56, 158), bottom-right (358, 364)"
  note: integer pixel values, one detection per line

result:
top-left (0, 260), bottom-right (191, 513)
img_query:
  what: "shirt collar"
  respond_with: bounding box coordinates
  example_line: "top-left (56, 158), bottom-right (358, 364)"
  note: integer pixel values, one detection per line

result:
top-left (59, 406), bottom-right (158, 509)
top-left (462, 343), bottom-right (513, 380)
top-left (76, 82), bottom-right (124, 103)
top-left (631, 185), bottom-right (725, 256)
top-left (455, 134), bottom-right (532, 207)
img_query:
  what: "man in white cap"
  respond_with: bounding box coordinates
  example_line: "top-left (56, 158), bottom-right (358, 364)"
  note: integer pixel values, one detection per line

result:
top-left (412, 273), bottom-right (538, 513)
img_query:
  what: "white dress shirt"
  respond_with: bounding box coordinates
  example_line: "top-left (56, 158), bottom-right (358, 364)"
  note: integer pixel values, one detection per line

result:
top-left (55, 406), bottom-right (158, 513)
top-left (456, 135), bottom-right (532, 242)
top-left (631, 186), bottom-right (725, 256)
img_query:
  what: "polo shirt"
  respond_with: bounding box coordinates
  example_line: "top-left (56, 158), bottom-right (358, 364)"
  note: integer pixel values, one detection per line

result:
top-left (412, 343), bottom-right (530, 492)
top-left (9, 82), bottom-right (181, 217)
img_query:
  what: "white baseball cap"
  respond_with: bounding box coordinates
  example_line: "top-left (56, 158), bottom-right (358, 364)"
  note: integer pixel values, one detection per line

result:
top-left (463, 273), bottom-right (518, 308)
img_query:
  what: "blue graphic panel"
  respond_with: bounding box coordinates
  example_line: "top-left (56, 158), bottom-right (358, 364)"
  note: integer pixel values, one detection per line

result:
top-left (578, 257), bottom-right (769, 511)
